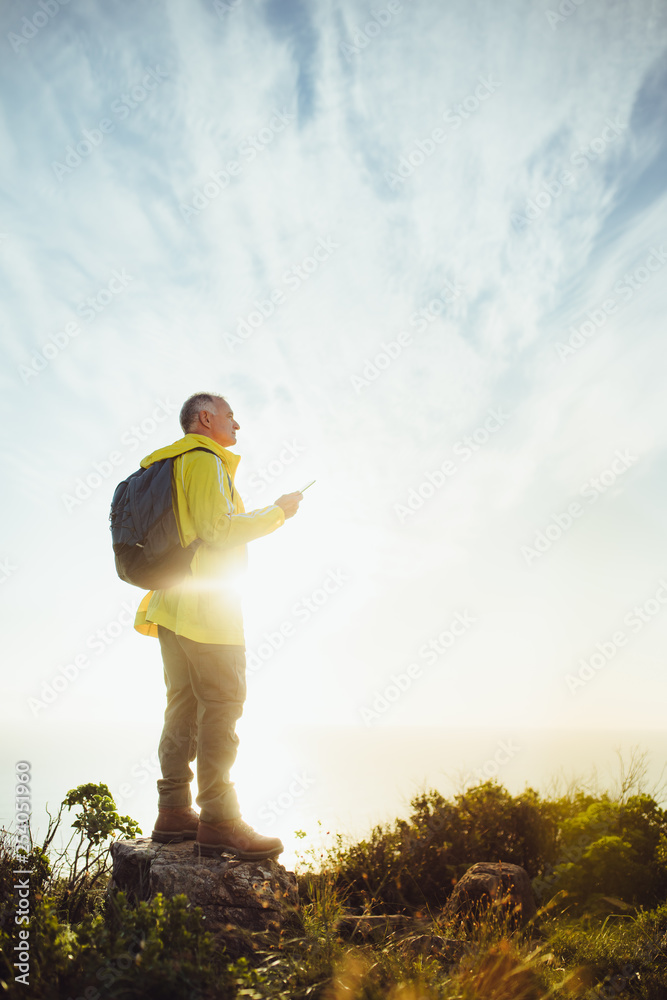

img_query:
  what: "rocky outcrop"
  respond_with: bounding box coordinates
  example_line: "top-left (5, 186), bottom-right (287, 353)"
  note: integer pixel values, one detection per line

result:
top-left (109, 838), bottom-right (298, 953)
top-left (445, 862), bottom-right (537, 927)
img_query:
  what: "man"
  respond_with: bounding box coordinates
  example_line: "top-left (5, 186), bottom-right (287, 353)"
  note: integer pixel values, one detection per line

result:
top-left (134, 392), bottom-right (302, 860)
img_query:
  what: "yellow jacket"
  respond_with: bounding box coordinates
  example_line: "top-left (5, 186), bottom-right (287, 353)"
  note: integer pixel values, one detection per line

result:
top-left (133, 433), bottom-right (285, 644)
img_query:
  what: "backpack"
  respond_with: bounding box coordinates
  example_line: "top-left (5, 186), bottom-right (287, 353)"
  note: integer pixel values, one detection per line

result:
top-left (109, 447), bottom-right (219, 590)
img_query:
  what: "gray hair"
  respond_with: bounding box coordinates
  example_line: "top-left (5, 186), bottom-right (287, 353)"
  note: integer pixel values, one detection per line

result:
top-left (179, 392), bottom-right (226, 434)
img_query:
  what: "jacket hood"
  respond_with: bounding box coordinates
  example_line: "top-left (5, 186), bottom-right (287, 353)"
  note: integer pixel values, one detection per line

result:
top-left (139, 433), bottom-right (241, 474)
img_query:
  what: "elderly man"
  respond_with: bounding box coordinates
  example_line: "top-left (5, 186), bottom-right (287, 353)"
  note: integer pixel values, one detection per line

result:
top-left (134, 392), bottom-right (302, 859)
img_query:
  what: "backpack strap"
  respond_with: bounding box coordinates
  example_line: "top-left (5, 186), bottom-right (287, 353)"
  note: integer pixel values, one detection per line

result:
top-left (188, 446), bottom-right (236, 502)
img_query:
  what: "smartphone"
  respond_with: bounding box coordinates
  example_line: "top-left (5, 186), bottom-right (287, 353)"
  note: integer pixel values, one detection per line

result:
top-left (298, 480), bottom-right (316, 493)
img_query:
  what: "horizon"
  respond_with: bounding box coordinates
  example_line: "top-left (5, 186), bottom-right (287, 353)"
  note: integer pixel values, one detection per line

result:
top-left (3, 723), bottom-right (665, 869)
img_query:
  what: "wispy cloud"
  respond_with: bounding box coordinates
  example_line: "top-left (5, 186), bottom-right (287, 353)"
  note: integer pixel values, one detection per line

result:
top-left (1, 0), bottom-right (666, 742)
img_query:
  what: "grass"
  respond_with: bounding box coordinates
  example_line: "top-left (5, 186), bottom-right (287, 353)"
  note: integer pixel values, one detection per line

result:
top-left (1, 768), bottom-right (667, 999)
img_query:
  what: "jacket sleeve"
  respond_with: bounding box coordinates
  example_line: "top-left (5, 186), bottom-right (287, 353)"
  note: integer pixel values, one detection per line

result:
top-left (179, 450), bottom-right (285, 548)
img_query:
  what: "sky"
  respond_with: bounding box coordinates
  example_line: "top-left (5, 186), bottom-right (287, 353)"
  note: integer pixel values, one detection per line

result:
top-left (1, 0), bottom-right (667, 859)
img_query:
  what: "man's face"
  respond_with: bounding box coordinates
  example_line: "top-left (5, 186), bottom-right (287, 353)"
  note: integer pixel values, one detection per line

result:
top-left (201, 399), bottom-right (240, 447)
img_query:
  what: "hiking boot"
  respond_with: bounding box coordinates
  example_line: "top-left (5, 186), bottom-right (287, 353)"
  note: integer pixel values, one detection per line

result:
top-left (194, 818), bottom-right (284, 860)
top-left (151, 806), bottom-right (200, 843)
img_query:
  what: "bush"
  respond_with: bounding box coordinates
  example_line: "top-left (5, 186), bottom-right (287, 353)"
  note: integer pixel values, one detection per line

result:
top-left (44, 782), bottom-right (142, 923)
top-left (538, 793), bottom-right (667, 911)
top-left (310, 782), bottom-right (558, 915)
top-left (0, 891), bottom-right (257, 999)
top-left (3, 773), bottom-right (667, 999)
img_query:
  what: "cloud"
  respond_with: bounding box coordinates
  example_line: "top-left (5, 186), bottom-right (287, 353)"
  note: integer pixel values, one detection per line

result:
top-left (1, 0), bottom-right (666, 735)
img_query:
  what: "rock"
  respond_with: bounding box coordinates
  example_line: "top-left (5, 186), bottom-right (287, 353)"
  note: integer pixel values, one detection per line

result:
top-left (444, 862), bottom-right (537, 927)
top-left (109, 838), bottom-right (299, 954)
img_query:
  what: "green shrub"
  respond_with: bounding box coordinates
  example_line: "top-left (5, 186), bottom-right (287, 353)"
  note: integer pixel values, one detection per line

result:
top-left (309, 782), bottom-right (558, 915)
top-left (45, 782), bottom-right (142, 923)
top-left (0, 891), bottom-right (257, 999)
top-left (538, 794), bottom-right (667, 911)
top-left (3, 773), bottom-right (667, 999)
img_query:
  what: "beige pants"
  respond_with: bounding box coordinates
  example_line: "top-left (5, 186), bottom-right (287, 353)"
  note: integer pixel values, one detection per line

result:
top-left (157, 625), bottom-right (246, 823)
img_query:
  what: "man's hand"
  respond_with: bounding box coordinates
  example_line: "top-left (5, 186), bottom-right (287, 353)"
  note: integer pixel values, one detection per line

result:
top-left (275, 492), bottom-right (302, 519)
